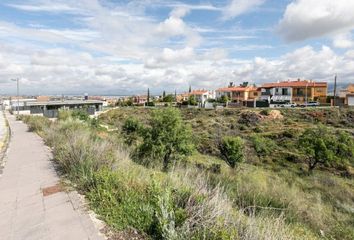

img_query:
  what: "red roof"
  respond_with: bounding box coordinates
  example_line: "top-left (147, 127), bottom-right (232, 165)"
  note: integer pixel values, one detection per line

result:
top-left (189, 90), bottom-right (209, 95)
top-left (262, 80), bottom-right (327, 88)
top-left (216, 86), bottom-right (258, 92)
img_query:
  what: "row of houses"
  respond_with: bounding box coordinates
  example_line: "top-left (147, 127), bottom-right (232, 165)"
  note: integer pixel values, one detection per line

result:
top-left (130, 79), bottom-right (354, 107)
top-left (214, 79), bottom-right (328, 105)
top-left (184, 79), bottom-right (329, 106)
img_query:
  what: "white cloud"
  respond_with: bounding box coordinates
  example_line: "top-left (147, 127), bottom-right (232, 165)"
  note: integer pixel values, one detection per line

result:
top-left (222, 0), bottom-right (266, 20)
top-left (6, 2), bottom-right (87, 15)
top-left (1, 0), bottom-right (354, 95)
top-left (156, 7), bottom-right (202, 47)
top-left (333, 33), bottom-right (354, 49)
top-left (278, 0), bottom-right (354, 41)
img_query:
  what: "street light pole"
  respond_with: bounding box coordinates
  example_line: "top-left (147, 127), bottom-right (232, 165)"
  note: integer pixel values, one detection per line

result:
top-left (11, 78), bottom-right (20, 116)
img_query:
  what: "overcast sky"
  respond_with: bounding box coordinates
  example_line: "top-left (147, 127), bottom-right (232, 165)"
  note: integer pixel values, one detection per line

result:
top-left (0, 0), bottom-right (354, 95)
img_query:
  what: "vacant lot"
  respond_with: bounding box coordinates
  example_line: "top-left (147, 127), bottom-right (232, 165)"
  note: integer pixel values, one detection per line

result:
top-left (21, 107), bottom-right (354, 240)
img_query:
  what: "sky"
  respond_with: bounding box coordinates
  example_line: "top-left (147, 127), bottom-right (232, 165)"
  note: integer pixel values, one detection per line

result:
top-left (0, 0), bottom-right (354, 95)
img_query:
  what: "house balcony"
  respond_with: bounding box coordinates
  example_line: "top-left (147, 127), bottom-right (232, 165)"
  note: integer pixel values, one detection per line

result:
top-left (271, 95), bottom-right (292, 102)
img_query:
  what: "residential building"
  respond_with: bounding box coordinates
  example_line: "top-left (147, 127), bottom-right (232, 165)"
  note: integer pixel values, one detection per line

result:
top-left (133, 95), bottom-right (148, 105)
top-left (11, 100), bottom-right (104, 117)
top-left (188, 90), bottom-right (215, 106)
top-left (342, 84), bottom-right (354, 106)
top-left (216, 86), bottom-right (260, 103)
top-left (260, 79), bottom-right (328, 104)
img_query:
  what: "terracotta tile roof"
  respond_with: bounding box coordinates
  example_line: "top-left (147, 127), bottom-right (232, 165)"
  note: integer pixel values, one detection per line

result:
top-left (262, 80), bottom-right (327, 88)
top-left (189, 90), bottom-right (209, 95)
top-left (216, 86), bottom-right (258, 92)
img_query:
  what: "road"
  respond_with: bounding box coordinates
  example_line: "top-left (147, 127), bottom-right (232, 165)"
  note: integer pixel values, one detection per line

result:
top-left (0, 112), bottom-right (105, 240)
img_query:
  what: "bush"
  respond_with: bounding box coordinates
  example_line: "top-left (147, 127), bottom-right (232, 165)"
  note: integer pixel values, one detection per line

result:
top-left (238, 111), bottom-right (261, 126)
top-left (250, 134), bottom-right (276, 157)
top-left (24, 116), bottom-right (51, 133)
top-left (72, 109), bottom-right (90, 121)
top-left (134, 108), bottom-right (194, 171)
top-left (219, 136), bottom-right (244, 168)
top-left (122, 117), bottom-right (142, 145)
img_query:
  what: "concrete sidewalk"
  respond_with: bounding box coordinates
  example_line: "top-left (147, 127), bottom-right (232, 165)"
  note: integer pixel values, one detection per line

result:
top-left (0, 113), bottom-right (105, 240)
top-left (0, 110), bottom-right (6, 153)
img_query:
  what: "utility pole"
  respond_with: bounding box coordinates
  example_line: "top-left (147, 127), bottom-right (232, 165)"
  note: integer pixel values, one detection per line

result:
top-left (333, 74), bottom-right (337, 107)
top-left (11, 78), bottom-right (20, 116)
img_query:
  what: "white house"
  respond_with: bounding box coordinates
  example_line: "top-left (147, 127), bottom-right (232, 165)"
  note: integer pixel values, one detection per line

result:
top-left (189, 90), bottom-right (215, 106)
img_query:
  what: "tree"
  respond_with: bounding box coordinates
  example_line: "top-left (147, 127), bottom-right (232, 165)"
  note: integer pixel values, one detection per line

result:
top-left (298, 126), bottom-right (336, 172)
top-left (163, 90), bottom-right (166, 99)
top-left (335, 130), bottom-right (354, 165)
top-left (219, 136), bottom-right (244, 168)
top-left (135, 108), bottom-right (194, 171)
top-left (240, 82), bottom-right (249, 87)
top-left (147, 88), bottom-right (150, 105)
top-left (188, 85), bottom-right (192, 93)
top-left (163, 94), bottom-right (174, 103)
top-left (218, 95), bottom-right (229, 104)
top-left (188, 95), bottom-right (197, 106)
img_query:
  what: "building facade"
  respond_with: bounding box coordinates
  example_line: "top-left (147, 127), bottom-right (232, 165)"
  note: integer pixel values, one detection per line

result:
top-left (260, 80), bottom-right (328, 104)
top-left (216, 86), bottom-right (260, 103)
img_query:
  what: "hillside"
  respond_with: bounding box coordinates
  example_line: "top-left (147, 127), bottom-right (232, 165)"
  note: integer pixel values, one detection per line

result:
top-left (20, 107), bottom-right (354, 239)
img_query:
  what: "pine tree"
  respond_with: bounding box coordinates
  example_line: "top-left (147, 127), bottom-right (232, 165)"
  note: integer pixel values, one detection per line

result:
top-left (147, 88), bottom-right (150, 104)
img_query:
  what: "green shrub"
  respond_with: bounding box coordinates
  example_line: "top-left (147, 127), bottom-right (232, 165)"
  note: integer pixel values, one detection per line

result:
top-left (122, 117), bottom-right (143, 145)
top-left (219, 136), bottom-right (244, 168)
top-left (49, 122), bottom-right (117, 187)
top-left (25, 116), bottom-right (51, 133)
top-left (250, 134), bottom-right (276, 158)
top-left (134, 108), bottom-right (194, 171)
top-left (87, 169), bottom-right (155, 232)
top-left (72, 109), bottom-right (90, 121)
top-left (58, 110), bottom-right (72, 121)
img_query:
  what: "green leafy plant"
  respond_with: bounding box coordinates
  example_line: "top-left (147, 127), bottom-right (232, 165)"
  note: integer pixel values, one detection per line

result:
top-left (298, 126), bottom-right (337, 171)
top-left (122, 117), bottom-right (143, 145)
top-left (219, 136), bottom-right (244, 168)
top-left (135, 108), bottom-right (194, 171)
top-left (250, 134), bottom-right (277, 157)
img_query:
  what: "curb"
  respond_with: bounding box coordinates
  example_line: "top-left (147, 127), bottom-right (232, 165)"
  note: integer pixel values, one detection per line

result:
top-left (0, 111), bottom-right (11, 175)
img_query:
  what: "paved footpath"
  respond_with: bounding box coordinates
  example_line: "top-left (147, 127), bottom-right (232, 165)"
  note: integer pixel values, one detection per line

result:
top-left (0, 112), bottom-right (105, 240)
top-left (0, 110), bottom-right (6, 153)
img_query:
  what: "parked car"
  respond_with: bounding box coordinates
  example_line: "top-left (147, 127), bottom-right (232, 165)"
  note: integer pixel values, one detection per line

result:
top-left (300, 101), bottom-right (320, 107)
top-left (272, 103), bottom-right (297, 108)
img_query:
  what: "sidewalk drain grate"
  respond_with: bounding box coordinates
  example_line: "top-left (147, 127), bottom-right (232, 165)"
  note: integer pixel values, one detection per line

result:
top-left (42, 183), bottom-right (63, 197)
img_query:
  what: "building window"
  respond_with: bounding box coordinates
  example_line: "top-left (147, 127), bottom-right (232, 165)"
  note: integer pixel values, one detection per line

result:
top-left (282, 88), bottom-right (288, 95)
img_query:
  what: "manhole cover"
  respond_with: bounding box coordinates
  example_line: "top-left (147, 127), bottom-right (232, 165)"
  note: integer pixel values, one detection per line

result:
top-left (42, 183), bottom-right (63, 197)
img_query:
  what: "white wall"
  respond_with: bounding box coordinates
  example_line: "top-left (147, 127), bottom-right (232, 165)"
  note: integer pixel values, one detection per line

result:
top-left (348, 96), bottom-right (354, 106)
